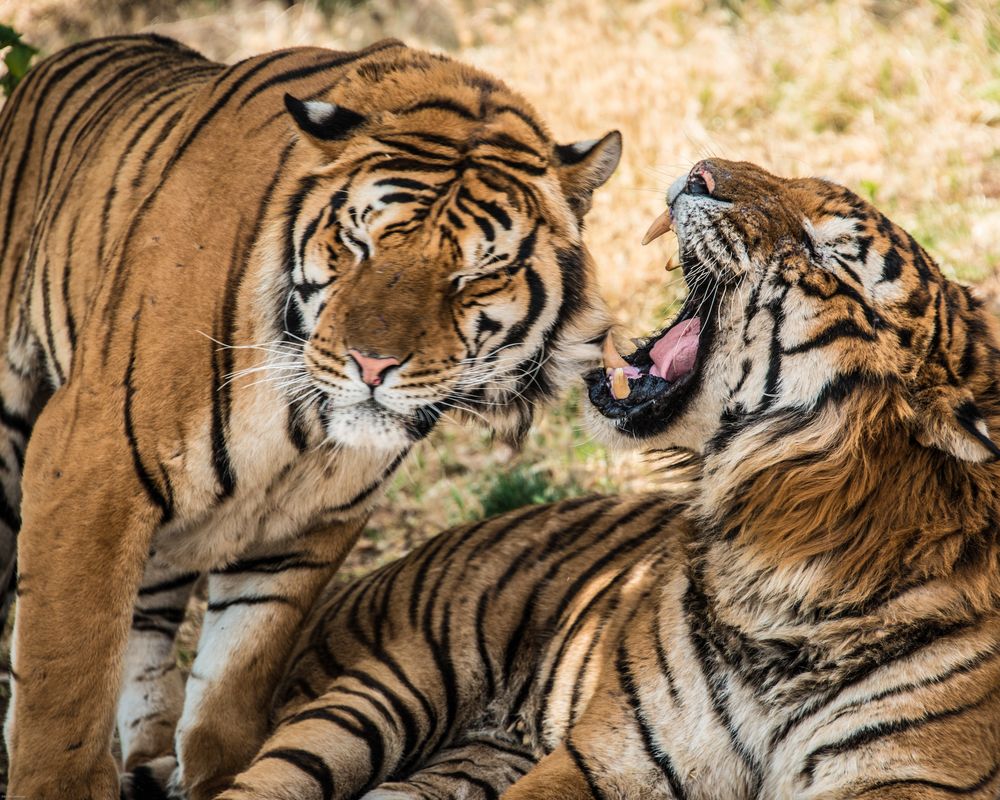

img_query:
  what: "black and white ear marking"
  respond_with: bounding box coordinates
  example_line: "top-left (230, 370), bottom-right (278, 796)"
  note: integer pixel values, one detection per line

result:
top-left (555, 130), bottom-right (623, 218)
top-left (284, 93), bottom-right (367, 142)
top-left (555, 139), bottom-right (599, 164)
top-left (556, 131), bottom-right (622, 187)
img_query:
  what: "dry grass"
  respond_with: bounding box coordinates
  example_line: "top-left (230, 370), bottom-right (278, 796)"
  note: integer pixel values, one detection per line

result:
top-left (2, 0), bottom-right (999, 571)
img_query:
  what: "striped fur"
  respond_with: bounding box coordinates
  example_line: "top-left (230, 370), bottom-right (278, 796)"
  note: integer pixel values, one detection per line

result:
top-left (220, 160), bottom-right (1000, 799)
top-left (0, 35), bottom-right (618, 799)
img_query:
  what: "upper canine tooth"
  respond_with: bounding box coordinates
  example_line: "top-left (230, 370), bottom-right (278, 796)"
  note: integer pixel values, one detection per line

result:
top-left (641, 209), bottom-right (673, 246)
top-left (602, 331), bottom-right (630, 370)
top-left (611, 367), bottom-right (631, 400)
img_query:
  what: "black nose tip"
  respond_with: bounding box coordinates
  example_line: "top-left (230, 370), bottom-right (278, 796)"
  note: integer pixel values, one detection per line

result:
top-left (687, 169), bottom-right (712, 196)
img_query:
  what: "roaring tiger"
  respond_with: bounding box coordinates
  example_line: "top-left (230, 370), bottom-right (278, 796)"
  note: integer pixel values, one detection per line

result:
top-left (214, 159), bottom-right (1000, 800)
top-left (0, 34), bottom-right (620, 799)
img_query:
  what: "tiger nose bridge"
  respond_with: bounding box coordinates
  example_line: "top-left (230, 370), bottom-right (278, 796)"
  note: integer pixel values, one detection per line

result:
top-left (342, 260), bottom-right (434, 380)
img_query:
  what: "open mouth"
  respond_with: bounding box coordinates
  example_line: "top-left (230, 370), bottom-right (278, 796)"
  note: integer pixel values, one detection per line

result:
top-left (584, 208), bottom-right (719, 437)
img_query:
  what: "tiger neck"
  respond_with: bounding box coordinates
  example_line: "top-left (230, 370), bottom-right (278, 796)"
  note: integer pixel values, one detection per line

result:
top-left (694, 392), bottom-right (1000, 622)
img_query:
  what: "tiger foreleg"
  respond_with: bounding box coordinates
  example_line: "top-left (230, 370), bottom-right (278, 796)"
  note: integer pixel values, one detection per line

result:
top-left (360, 728), bottom-right (538, 799)
top-left (172, 519), bottom-right (365, 800)
top-left (5, 389), bottom-right (158, 800)
top-left (118, 554), bottom-right (200, 770)
top-left (0, 359), bottom-right (44, 623)
top-left (214, 671), bottom-right (424, 800)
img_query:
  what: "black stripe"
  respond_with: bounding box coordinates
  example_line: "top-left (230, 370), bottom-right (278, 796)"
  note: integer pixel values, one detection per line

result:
top-left (62, 214), bottom-right (80, 349)
top-left (209, 225), bottom-right (245, 499)
top-left (477, 154), bottom-right (547, 177)
top-left (138, 572), bottom-right (199, 596)
top-left (324, 448), bottom-right (409, 514)
top-left (616, 641), bottom-right (688, 799)
top-left (400, 98), bottom-right (477, 120)
top-left (478, 133), bottom-right (545, 161)
top-left (859, 761), bottom-right (1000, 797)
top-left (97, 69), bottom-right (207, 264)
top-left (206, 594), bottom-right (296, 613)
top-left (0, 398), bottom-right (31, 439)
top-left (132, 606), bottom-right (185, 625)
top-left (373, 136), bottom-right (455, 162)
top-left (211, 552), bottom-right (331, 575)
top-left (489, 104), bottom-right (548, 142)
top-left (564, 737), bottom-right (606, 800)
top-left (802, 685), bottom-right (1000, 784)
top-left (257, 748), bottom-right (334, 800)
top-left (782, 319), bottom-right (876, 355)
top-left (40, 255), bottom-right (65, 383)
top-left (373, 177), bottom-right (432, 192)
top-left (683, 571), bottom-right (763, 792)
top-left (771, 615), bottom-right (977, 747)
top-left (237, 40), bottom-right (406, 110)
top-left (287, 705), bottom-right (385, 792)
top-left (131, 106), bottom-right (188, 190)
top-left (123, 315), bottom-right (171, 521)
top-left (495, 227), bottom-right (544, 350)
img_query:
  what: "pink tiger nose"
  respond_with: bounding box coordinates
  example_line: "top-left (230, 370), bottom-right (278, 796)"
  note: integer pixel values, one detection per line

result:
top-left (348, 349), bottom-right (400, 387)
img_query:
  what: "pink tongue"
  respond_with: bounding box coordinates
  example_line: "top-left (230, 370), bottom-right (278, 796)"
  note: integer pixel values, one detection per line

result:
top-left (649, 318), bottom-right (701, 381)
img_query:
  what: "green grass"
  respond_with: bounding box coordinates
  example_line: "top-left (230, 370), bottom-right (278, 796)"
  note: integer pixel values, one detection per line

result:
top-left (475, 465), bottom-right (583, 519)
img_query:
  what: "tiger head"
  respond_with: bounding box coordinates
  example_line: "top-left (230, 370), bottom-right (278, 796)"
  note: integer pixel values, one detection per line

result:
top-left (588, 158), bottom-right (1000, 467)
top-left (264, 45), bottom-right (619, 453)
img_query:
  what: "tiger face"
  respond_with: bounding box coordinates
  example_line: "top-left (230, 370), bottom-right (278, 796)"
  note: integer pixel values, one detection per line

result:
top-left (268, 62), bottom-right (619, 453)
top-left (588, 158), bottom-right (1000, 463)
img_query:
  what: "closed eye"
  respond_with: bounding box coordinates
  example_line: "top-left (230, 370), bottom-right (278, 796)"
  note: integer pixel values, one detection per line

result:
top-left (339, 229), bottom-right (371, 262)
top-left (450, 255), bottom-right (516, 293)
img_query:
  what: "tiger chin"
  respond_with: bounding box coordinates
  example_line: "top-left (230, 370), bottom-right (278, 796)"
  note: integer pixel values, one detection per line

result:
top-left (0, 35), bottom-right (621, 800)
top-left (221, 159), bottom-right (999, 800)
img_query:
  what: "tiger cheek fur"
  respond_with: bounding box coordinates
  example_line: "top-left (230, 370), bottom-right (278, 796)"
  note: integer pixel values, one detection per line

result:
top-left (223, 160), bottom-right (998, 800)
top-left (0, 35), bottom-right (620, 799)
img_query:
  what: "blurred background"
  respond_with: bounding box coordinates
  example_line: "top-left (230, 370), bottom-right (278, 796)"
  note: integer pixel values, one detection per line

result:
top-left (2, 0), bottom-right (999, 575)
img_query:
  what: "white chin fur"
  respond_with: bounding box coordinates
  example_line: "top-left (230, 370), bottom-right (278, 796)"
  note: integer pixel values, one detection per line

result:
top-left (323, 404), bottom-right (412, 452)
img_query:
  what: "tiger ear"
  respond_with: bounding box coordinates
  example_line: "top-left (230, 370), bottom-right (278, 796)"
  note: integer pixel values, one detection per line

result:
top-left (555, 131), bottom-right (622, 218)
top-left (915, 388), bottom-right (1000, 463)
top-left (284, 94), bottom-right (367, 145)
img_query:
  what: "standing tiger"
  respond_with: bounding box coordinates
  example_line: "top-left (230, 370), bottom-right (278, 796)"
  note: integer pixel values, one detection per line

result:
top-left (0, 34), bottom-right (621, 799)
top-left (215, 159), bottom-right (1000, 800)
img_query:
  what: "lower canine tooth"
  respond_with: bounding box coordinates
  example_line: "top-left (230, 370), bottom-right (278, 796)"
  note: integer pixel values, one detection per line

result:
top-left (611, 367), bottom-right (631, 400)
top-left (602, 331), bottom-right (630, 370)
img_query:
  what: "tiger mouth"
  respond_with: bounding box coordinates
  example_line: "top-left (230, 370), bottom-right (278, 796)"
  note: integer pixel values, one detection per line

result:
top-left (584, 207), bottom-right (720, 437)
top-left (584, 279), bottom-right (718, 436)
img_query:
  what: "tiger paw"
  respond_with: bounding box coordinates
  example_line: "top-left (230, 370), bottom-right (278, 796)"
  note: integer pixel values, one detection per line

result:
top-left (120, 756), bottom-right (183, 800)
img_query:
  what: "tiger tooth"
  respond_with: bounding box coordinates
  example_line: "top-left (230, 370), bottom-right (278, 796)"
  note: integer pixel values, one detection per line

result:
top-left (665, 254), bottom-right (681, 271)
top-left (602, 331), bottom-right (629, 370)
top-left (611, 367), bottom-right (631, 400)
top-left (641, 209), bottom-right (673, 246)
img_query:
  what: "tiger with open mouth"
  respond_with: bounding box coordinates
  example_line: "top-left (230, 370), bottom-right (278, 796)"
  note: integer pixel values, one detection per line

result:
top-left (216, 158), bottom-right (999, 800)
